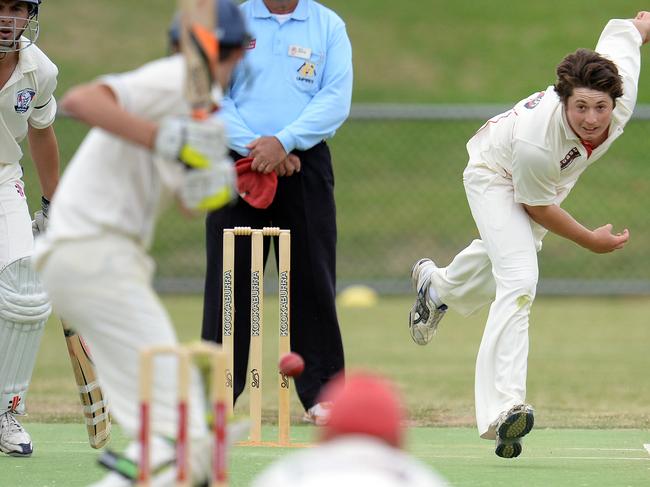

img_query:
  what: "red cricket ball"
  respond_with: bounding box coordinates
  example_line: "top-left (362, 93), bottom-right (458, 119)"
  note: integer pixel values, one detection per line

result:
top-left (278, 352), bottom-right (305, 377)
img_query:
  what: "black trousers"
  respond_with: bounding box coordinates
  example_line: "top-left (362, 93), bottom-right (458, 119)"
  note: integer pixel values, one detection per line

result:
top-left (201, 142), bottom-right (345, 410)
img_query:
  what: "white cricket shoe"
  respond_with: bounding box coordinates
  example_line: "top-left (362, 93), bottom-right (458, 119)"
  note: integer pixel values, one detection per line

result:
top-left (494, 404), bottom-right (535, 459)
top-left (408, 258), bottom-right (447, 345)
top-left (0, 411), bottom-right (33, 457)
top-left (302, 402), bottom-right (333, 426)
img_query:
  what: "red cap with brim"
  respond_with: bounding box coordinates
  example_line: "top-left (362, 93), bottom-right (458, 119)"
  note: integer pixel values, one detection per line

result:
top-left (235, 157), bottom-right (278, 209)
top-left (319, 371), bottom-right (405, 448)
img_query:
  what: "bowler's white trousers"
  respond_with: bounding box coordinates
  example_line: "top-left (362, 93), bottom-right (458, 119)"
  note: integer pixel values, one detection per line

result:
top-left (430, 163), bottom-right (547, 439)
top-left (35, 235), bottom-right (208, 441)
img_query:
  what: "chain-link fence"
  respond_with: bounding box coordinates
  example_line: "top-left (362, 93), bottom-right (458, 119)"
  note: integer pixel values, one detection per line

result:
top-left (46, 104), bottom-right (650, 295)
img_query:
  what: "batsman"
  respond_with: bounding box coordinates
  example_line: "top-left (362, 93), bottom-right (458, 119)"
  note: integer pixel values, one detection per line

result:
top-left (33, 0), bottom-right (250, 485)
top-left (0, 0), bottom-right (58, 457)
top-left (408, 12), bottom-right (650, 459)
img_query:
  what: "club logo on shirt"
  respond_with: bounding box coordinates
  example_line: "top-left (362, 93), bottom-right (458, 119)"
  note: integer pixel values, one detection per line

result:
top-left (15, 88), bottom-right (35, 113)
top-left (296, 62), bottom-right (316, 84)
top-left (524, 91), bottom-right (545, 109)
top-left (560, 147), bottom-right (580, 170)
top-left (245, 38), bottom-right (256, 50)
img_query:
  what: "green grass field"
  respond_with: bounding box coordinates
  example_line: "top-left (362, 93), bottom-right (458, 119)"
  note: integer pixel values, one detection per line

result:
top-left (5, 425), bottom-right (650, 486)
top-left (20, 295), bottom-right (650, 485)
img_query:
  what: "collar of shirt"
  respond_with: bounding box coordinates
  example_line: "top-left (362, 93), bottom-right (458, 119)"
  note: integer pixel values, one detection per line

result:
top-left (252, 0), bottom-right (309, 21)
top-left (559, 107), bottom-right (580, 142)
top-left (17, 38), bottom-right (38, 72)
top-left (2, 37), bottom-right (37, 90)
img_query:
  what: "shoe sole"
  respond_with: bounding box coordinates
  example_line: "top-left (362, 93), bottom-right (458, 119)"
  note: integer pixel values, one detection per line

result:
top-left (495, 439), bottom-right (522, 459)
top-left (497, 409), bottom-right (535, 441)
top-left (1, 448), bottom-right (32, 457)
top-left (494, 408), bottom-right (534, 459)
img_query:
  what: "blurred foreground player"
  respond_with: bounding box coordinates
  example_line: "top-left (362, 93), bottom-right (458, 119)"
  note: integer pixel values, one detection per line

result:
top-left (252, 371), bottom-right (450, 487)
top-left (33, 1), bottom-right (249, 485)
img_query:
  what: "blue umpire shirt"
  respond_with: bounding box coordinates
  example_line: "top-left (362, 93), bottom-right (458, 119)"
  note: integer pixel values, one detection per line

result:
top-left (220, 0), bottom-right (353, 156)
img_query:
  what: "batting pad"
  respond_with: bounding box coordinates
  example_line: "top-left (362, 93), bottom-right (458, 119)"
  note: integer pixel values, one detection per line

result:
top-left (0, 257), bottom-right (51, 414)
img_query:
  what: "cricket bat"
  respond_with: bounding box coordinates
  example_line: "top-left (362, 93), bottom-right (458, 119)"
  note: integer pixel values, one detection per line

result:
top-left (180, 0), bottom-right (218, 120)
top-left (62, 322), bottom-right (111, 449)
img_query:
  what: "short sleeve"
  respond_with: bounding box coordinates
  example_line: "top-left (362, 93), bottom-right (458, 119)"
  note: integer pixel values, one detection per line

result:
top-left (28, 62), bottom-right (58, 129)
top-left (511, 141), bottom-right (559, 205)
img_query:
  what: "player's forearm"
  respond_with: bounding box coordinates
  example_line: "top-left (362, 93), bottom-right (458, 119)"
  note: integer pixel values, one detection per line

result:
top-left (523, 203), bottom-right (593, 248)
top-left (61, 83), bottom-right (158, 150)
top-left (27, 124), bottom-right (60, 200)
top-left (595, 20), bottom-right (642, 120)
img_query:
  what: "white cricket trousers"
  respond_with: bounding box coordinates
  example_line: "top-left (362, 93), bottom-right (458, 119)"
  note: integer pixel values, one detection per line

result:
top-left (0, 164), bottom-right (34, 268)
top-left (36, 235), bottom-right (208, 441)
top-left (430, 163), bottom-right (546, 439)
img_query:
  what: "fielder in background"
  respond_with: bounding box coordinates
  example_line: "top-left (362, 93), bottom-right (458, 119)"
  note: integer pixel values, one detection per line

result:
top-left (33, 1), bottom-right (249, 485)
top-left (408, 12), bottom-right (650, 458)
top-left (202, 0), bottom-right (353, 426)
top-left (0, 0), bottom-right (59, 457)
top-left (252, 371), bottom-right (450, 487)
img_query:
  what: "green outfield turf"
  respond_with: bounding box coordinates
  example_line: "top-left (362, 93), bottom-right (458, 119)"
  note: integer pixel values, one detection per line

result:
top-left (19, 295), bottom-right (649, 485)
top-left (29, 295), bottom-right (650, 427)
top-left (9, 424), bottom-right (650, 486)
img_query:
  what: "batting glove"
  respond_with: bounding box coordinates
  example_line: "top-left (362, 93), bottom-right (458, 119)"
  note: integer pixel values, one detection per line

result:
top-left (155, 116), bottom-right (227, 169)
top-left (180, 154), bottom-right (237, 211)
top-left (154, 116), bottom-right (236, 211)
top-left (31, 196), bottom-right (50, 236)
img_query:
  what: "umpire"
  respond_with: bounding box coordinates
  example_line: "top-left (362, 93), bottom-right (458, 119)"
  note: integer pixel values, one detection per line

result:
top-left (201, 0), bottom-right (353, 425)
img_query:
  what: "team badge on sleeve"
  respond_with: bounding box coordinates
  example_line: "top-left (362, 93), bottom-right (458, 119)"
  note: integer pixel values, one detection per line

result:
top-left (524, 91), bottom-right (545, 109)
top-left (15, 89), bottom-right (36, 113)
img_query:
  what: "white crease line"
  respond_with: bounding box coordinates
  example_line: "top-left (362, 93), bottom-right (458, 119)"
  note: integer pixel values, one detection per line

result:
top-left (419, 454), bottom-right (649, 461)
top-left (539, 457), bottom-right (650, 461)
top-left (561, 448), bottom-right (645, 452)
top-left (644, 444), bottom-right (650, 457)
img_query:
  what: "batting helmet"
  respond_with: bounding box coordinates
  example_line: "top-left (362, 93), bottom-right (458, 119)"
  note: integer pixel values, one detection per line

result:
top-left (22, 0), bottom-right (41, 17)
top-left (168, 0), bottom-right (251, 52)
top-left (0, 0), bottom-right (41, 53)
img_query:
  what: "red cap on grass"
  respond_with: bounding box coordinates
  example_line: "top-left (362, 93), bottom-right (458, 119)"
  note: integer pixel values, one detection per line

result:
top-left (235, 157), bottom-right (278, 209)
top-left (319, 371), bottom-right (405, 449)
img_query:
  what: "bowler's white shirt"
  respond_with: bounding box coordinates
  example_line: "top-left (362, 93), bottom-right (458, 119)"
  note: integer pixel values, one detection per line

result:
top-left (36, 55), bottom-right (193, 258)
top-left (466, 19), bottom-right (641, 206)
top-left (0, 38), bottom-right (57, 171)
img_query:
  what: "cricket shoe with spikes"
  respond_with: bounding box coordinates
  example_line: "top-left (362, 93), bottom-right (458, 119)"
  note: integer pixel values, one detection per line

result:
top-left (408, 258), bottom-right (447, 345)
top-left (0, 411), bottom-right (33, 457)
top-left (494, 404), bottom-right (535, 459)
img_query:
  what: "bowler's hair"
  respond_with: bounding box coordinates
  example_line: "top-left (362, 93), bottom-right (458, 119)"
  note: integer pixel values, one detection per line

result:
top-left (554, 48), bottom-right (623, 105)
